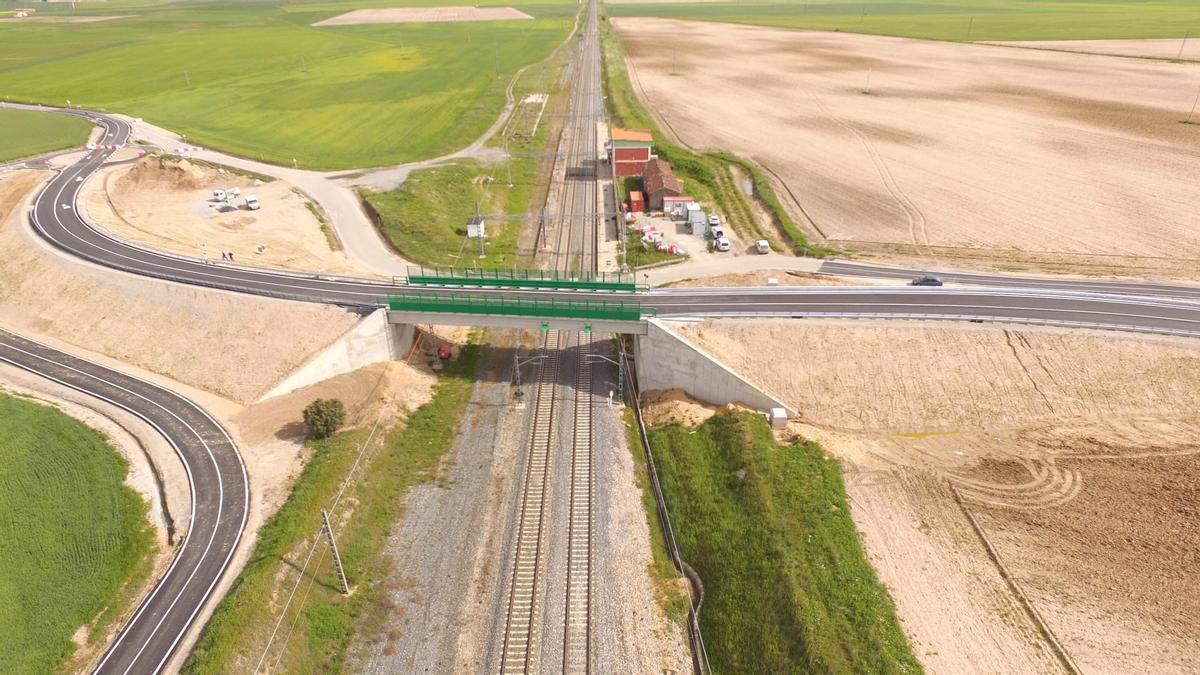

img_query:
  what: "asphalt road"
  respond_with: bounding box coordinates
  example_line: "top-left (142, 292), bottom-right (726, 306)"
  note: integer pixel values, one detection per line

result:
top-left (0, 329), bottom-right (248, 675)
top-left (8, 102), bottom-right (1200, 671)
top-left (24, 110), bottom-right (1200, 339)
top-left (819, 260), bottom-right (1200, 299)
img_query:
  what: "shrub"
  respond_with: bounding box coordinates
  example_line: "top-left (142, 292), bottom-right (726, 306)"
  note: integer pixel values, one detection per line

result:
top-left (303, 399), bottom-right (346, 439)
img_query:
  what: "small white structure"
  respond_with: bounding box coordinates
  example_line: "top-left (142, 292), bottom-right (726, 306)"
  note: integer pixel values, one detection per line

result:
top-left (467, 216), bottom-right (486, 238)
top-left (687, 207), bottom-right (707, 237)
top-left (245, 195), bottom-right (261, 210)
top-left (212, 189), bottom-right (226, 202)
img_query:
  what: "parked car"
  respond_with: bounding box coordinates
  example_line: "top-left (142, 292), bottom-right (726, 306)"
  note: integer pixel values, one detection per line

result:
top-left (708, 213), bottom-right (721, 227)
top-left (245, 195), bottom-right (261, 211)
top-left (710, 225), bottom-right (726, 240)
top-left (910, 275), bottom-right (943, 286)
top-left (713, 236), bottom-right (732, 252)
top-left (755, 239), bottom-right (770, 254)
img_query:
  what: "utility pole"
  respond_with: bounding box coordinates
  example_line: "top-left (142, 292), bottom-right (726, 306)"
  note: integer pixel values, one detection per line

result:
top-left (184, 71), bottom-right (192, 89)
top-left (1178, 32), bottom-right (1191, 62)
top-left (1186, 85), bottom-right (1200, 124)
top-left (505, 137), bottom-right (513, 186)
top-left (300, 53), bottom-right (307, 72)
top-left (966, 17), bottom-right (974, 42)
top-left (321, 509), bottom-right (349, 595)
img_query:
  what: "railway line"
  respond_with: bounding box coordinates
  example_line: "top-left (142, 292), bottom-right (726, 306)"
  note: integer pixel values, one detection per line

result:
top-left (5, 5), bottom-right (1200, 670)
top-left (500, 331), bottom-right (563, 673)
top-left (562, 331), bottom-right (595, 674)
top-left (499, 2), bottom-right (603, 671)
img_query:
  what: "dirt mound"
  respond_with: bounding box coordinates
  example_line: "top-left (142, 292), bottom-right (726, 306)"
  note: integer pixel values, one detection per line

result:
top-left (234, 361), bottom-right (436, 445)
top-left (115, 156), bottom-right (209, 192)
top-left (641, 387), bottom-right (757, 426)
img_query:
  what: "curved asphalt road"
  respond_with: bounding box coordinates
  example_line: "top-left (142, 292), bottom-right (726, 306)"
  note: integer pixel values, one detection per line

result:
top-left (7, 104), bottom-right (1200, 671)
top-left (0, 329), bottom-right (248, 675)
top-left (21, 110), bottom-right (1200, 338)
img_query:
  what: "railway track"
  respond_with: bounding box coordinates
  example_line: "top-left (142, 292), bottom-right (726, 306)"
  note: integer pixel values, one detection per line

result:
top-left (548, 0), bottom-right (602, 276)
top-left (562, 331), bottom-right (594, 674)
top-left (500, 330), bottom-right (563, 673)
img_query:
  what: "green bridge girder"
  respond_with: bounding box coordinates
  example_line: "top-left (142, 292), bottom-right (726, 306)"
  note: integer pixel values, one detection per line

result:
top-left (386, 293), bottom-right (653, 323)
top-left (401, 266), bottom-right (641, 292)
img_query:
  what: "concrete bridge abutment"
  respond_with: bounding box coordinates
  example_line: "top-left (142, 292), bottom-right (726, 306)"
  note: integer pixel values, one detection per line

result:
top-left (632, 319), bottom-right (795, 419)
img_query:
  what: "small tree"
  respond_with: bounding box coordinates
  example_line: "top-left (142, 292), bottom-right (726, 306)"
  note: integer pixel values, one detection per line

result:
top-left (303, 398), bottom-right (345, 439)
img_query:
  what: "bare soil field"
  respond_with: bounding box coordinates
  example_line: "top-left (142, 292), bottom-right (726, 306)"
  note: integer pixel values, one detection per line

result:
top-left (82, 156), bottom-right (372, 276)
top-left (313, 7), bottom-right (533, 26)
top-left (993, 38), bottom-right (1200, 62)
top-left (614, 19), bottom-right (1200, 276)
top-left (664, 318), bottom-right (1200, 673)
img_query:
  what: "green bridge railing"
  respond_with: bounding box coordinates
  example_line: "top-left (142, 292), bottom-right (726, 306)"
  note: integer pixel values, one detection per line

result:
top-left (386, 293), bottom-right (654, 322)
top-left (401, 266), bottom-right (641, 292)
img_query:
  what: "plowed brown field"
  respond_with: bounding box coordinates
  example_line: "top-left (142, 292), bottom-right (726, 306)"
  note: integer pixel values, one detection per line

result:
top-left (614, 19), bottom-right (1200, 275)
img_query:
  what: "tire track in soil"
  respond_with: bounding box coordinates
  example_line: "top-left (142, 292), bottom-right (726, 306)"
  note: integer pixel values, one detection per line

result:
top-left (806, 94), bottom-right (935, 257)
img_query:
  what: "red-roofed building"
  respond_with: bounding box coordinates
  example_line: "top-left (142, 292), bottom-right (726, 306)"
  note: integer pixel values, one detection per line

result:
top-left (641, 158), bottom-right (682, 211)
top-left (611, 127), bottom-right (655, 177)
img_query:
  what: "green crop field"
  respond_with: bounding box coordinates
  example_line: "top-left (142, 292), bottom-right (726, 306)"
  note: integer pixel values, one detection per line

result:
top-left (0, 108), bottom-right (93, 162)
top-left (0, 0), bottom-right (575, 169)
top-left (604, 0), bottom-right (1200, 42)
top-left (646, 411), bottom-right (921, 673)
top-left (0, 393), bottom-right (154, 674)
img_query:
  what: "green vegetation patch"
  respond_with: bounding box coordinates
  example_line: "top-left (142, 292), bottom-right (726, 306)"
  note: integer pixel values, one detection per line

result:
top-left (622, 408), bottom-right (691, 625)
top-left (361, 161), bottom-right (524, 267)
top-left (0, 108), bottom-right (92, 162)
top-left (605, 0), bottom-right (1200, 42)
top-left (185, 343), bottom-right (480, 674)
top-left (0, 1), bottom-right (575, 169)
top-left (646, 411), bottom-right (921, 673)
top-left (0, 393), bottom-right (154, 673)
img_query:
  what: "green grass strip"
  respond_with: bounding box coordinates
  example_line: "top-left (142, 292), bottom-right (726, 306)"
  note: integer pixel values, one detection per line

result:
top-left (647, 411), bottom-right (921, 673)
top-left (0, 108), bottom-right (92, 162)
top-left (184, 345), bottom-right (480, 673)
top-left (0, 393), bottom-right (155, 674)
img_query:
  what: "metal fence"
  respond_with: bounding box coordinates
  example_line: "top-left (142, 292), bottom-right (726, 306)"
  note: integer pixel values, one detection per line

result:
top-left (620, 342), bottom-right (712, 675)
top-left (386, 293), bottom-right (653, 322)
top-left (403, 266), bottom-right (641, 292)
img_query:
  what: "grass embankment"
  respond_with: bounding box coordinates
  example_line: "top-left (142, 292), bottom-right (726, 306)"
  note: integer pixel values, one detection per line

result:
top-left (0, 108), bottom-right (92, 162)
top-left (184, 345), bottom-right (480, 673)
top-left (646, 411), bottom-right (921, 673)
top-left (361, 161), bottom-right (524, 268)
top-left (0, 0), bottom-right (574, 169)
top-left (362, 16), bottom-right (575, 268)
top-left (622, 408), bottom-right (691, 625)
top-left (605, 0), bottom-right (1200, 42)
top-left (0, 393), bottom-right (154, 673)
top-left (599, 16), bottom-right (830, 257)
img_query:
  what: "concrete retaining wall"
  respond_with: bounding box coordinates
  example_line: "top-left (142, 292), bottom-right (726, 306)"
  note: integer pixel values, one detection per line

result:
top-left (634, 318), bottom-right (796, 416)
top-left (259, 309), bottom-right (415, 401)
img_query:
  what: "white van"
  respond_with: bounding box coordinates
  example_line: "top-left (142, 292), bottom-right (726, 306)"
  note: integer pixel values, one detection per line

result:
top-left (244, 195), bottom-right (261, 211)
top-left (212, 189), bottom-right (226, 202)
top-left (710, 225), bottom-right (726, 240)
